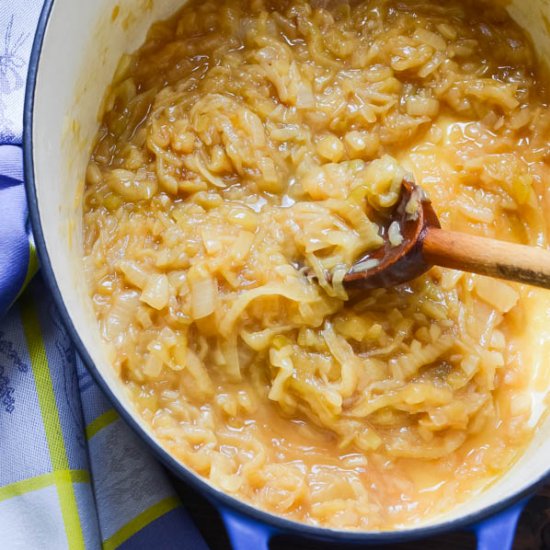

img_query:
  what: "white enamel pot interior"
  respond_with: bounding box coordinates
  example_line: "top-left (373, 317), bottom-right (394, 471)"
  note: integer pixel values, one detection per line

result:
top-left (24, 0), bottom-right (550, 548)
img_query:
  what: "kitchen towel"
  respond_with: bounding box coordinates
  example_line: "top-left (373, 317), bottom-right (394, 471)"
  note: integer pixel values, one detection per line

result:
top-left (0, 3), bottom-right (208, 549)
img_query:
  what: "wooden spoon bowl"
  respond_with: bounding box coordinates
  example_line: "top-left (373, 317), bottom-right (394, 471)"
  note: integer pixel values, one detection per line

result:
top-left (344, 180), bottom-right (550, 290)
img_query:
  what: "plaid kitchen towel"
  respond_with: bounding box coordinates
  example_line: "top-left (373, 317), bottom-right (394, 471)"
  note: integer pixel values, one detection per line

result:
top-left (0, 3), bottom-right (208, 549)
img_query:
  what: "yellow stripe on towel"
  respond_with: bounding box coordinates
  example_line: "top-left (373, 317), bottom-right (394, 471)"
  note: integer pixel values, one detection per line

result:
top-left (85, 408), bottom-right (119, 440)
top-left (14, 238), bottom-right (39, 304)
top-left (0, 470), bottom-right (90, 503)
top-left (21, 298), bottom-right (86, 550)
top-left (103, 496), bottom-right (180, 550)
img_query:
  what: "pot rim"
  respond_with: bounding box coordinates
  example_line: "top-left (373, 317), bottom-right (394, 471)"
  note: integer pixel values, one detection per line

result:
top-left (23, 0), bottom-right (550, 543)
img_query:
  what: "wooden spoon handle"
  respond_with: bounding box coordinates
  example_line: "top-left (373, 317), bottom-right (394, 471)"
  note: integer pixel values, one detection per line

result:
top-left (423, 227), bottom-right (550, 289)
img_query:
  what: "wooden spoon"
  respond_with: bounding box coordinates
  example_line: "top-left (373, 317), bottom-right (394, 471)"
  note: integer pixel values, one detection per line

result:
top-left (343, 179), bottom-right (550, 290)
